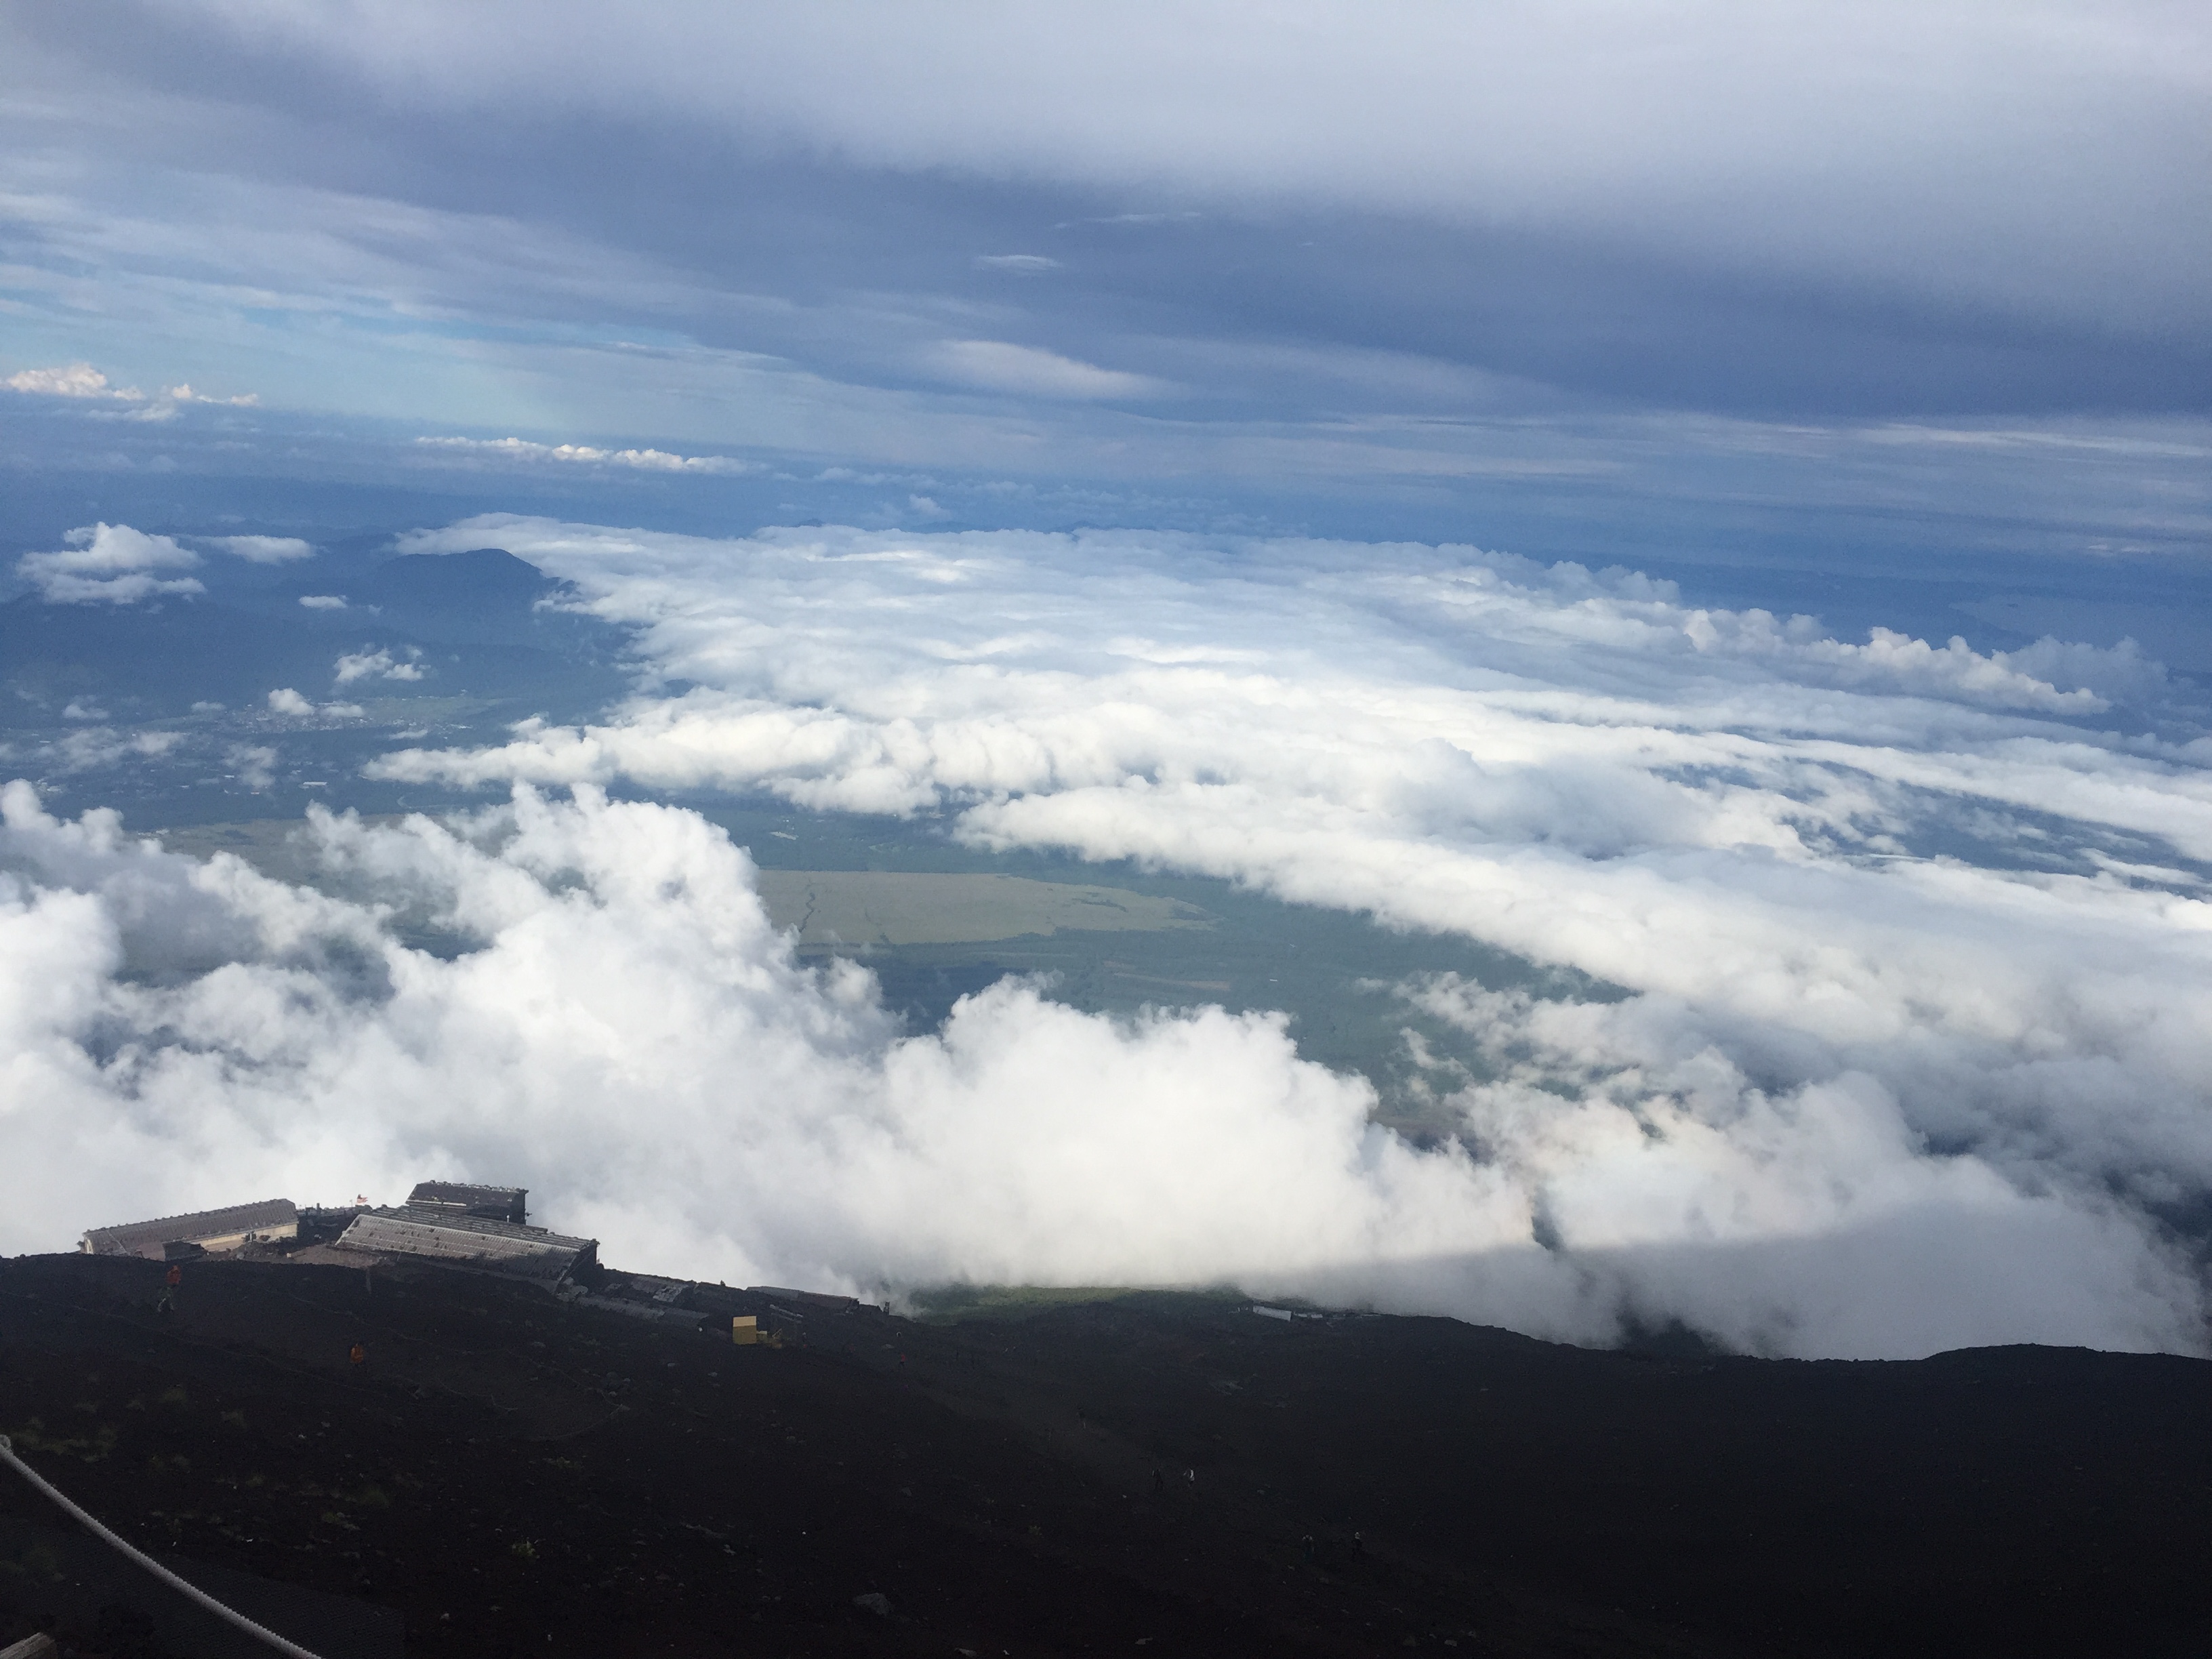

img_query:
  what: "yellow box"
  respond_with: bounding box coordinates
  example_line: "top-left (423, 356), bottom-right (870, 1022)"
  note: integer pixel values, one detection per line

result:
top-left (733, 1315), bottom-right (760, 1345)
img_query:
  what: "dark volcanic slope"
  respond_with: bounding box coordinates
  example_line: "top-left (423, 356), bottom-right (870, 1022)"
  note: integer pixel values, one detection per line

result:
top-left (3, 1256), bottom-right (2208, 1659)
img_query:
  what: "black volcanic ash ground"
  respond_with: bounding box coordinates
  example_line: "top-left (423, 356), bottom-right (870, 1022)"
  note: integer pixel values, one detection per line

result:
top-left (3, 1255), bottom-right (2209, 1657)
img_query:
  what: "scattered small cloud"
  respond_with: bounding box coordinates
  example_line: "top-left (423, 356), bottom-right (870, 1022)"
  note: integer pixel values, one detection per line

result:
top-left (1054, 211), bottom-right (1203, 229)
top-left (41, 727), bottom-right (186, 773)
top-left (162, 384), bottom-right (258, 408)
top-left (815, 467), bottom-right (929, 487)
top-left (16, 523), bottom-right (205, 605)
top-left (415, 435), bottom-right (757, 474)
top-left (204, 535), bottom-right (313, 563)
top-left (974, 254), bottom-right (1061, 274)
top-left (61, 700), bottom-right (108, 722)
top-left (270, 684), bottom-right (370, 718)
top-left (926, 340), bottom-right (1165, 401)
top-left (191, 701), bottom-right (225, 714)
top-left (299, 594), bottom-right (349, 610)
top-left (226, 743), bottom-right (276, 790)
top-left (5, 364), bottom-right (258, 419)
top-left (333, 647), bottom-right (426, 686)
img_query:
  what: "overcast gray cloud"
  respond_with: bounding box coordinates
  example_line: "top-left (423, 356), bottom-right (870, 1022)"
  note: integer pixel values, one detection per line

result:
top-left (129, 1), bottom-right (2212, 329)
top-left (2, 0), bottom-right (2205, 487)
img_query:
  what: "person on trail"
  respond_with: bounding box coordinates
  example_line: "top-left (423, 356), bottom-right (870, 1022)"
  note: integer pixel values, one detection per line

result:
top-left (155, 1265), bottom-right (181, 1314)
top-left (349, 1343), bottom-right (367, 1368)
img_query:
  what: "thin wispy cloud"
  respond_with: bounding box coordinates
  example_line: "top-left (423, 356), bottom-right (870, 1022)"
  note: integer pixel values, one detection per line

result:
top-left (925, 340), bottom-right (1165, 401)
top-left (201, 534), bottom-right (314, 563)
top-left (416, 435), bottom-right (758, 474)
top-left (7, 1), bottom-right (2196, 470)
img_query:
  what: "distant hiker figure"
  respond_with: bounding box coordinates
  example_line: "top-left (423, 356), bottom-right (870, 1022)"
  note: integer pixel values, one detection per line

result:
top-left (155, 1264), bottom-right (180, 1314)
top-left (349, 1343), bottom-right (367, 1368)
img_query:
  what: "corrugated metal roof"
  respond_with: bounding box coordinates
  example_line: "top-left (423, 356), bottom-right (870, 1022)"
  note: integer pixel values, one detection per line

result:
top-left (381, 1205), bottom-right (585, 1245)
top-left (82, 1200), bottom-right (298, 1256)
top-left (333, 1207), bottom-right (595, 1281)
top-left (747, 1285), bottom-right (861, 1311)
top-left (407, 1181), bottom-right (527, 1217)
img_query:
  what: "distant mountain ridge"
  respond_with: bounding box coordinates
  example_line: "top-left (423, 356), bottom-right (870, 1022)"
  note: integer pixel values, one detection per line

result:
top-left (299, 547), bottom-right (583, 648)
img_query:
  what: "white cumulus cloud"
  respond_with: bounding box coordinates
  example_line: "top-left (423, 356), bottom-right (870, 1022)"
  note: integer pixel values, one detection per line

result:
top-left (333, 648), bottom-right (426, 686)
top-left (4, 364), bottom-right (258, 417)
top-left (334, 515), bottom-right (2212, 1356)
top-left (15, 523), bottom-right (205, 605)
top-left (2, 783), bottom-right (2196, 1359)
top-left (5, 362), bottom-right (146, 401)
top-left (228, 745), bottom-right (278, 790)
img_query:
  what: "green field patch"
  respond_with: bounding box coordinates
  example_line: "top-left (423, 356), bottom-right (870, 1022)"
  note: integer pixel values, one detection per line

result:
top-left (907, 1284), bottom-right (1248, 1323)
top-left (755, 870), bottom-right (1215, 947)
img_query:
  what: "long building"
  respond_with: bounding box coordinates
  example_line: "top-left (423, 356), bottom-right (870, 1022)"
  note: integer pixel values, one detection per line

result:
top-left (405, 1181), bottom-right (528, 1225)
top-left (332, 1206), bottom-right (596, 1284)
top-left (81, 1200), bottom-right (298, 1261)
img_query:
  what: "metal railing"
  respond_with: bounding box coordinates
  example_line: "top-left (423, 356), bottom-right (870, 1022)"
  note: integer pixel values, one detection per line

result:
top-left (0, 1433), bottom-right (325, 1659)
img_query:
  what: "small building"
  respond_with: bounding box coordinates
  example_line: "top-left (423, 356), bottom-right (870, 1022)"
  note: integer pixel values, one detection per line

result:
top-left (747, 1285), bottom-right (862, 1313)
top-left (333, 1206), bottom-right (596, 1284)
top-left (81, 1200), bottom-right (298, 1261)
top-left (295, 1204), bottom-right (373, 1246)
top-left (405, 1181), bottom-right (528, 1225)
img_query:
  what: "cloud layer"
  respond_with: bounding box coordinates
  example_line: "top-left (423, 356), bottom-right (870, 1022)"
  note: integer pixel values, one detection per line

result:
top-left (5, 3), bottom-right (2204, 497)
top-left (9, 515), bottom-right (2208, 1357)
top-left (120, 2), bottom-right (2212, 334)
top-left (359, 518), bottom-right (2212, 1352)
top-left (3, 780), bottom-right (2198, 1361)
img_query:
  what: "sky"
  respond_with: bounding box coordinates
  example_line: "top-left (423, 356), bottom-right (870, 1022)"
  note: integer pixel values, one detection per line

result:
top-left (3, 3), bottom-right (2207, 567)
top-left (4, 3), bottom-right (2211, 1358)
